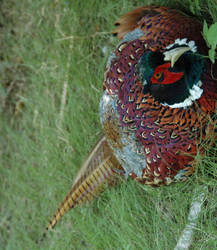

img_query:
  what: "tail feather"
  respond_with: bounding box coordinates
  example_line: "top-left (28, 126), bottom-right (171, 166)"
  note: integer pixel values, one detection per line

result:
top-left (38, 135), bottom-right (122, 245)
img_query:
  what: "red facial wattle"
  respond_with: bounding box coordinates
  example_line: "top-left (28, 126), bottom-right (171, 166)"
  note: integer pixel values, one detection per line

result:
top-left (151, 62), bottom-right (184, 84)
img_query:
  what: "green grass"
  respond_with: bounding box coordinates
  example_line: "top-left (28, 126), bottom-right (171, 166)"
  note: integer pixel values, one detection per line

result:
top-left (0, 0), bottom-right (216, 249)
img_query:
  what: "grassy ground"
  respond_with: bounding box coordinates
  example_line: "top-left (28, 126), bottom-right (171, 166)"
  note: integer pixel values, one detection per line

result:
top-left (0, 0), bottom-right (216, 249)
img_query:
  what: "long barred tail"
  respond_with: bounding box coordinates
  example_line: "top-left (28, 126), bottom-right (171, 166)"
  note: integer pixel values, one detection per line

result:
top-left (38, 136), bottom-right (122, 245)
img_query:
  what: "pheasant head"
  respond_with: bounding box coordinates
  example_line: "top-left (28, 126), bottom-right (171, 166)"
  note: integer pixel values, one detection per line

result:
top-left (138, 39), bottom-right (205, 108)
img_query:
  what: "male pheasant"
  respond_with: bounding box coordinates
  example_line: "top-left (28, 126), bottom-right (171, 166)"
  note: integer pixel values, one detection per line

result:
top-left (40, 6), bottom-right (217, 242)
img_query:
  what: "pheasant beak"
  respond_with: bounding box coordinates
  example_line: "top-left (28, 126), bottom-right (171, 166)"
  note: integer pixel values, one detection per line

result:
top-left (164, 46), bottom-right (191, 67)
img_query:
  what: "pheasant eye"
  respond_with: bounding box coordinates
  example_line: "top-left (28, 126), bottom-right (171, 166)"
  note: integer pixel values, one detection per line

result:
top-left (154, 72), bottom-right (162, 79)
